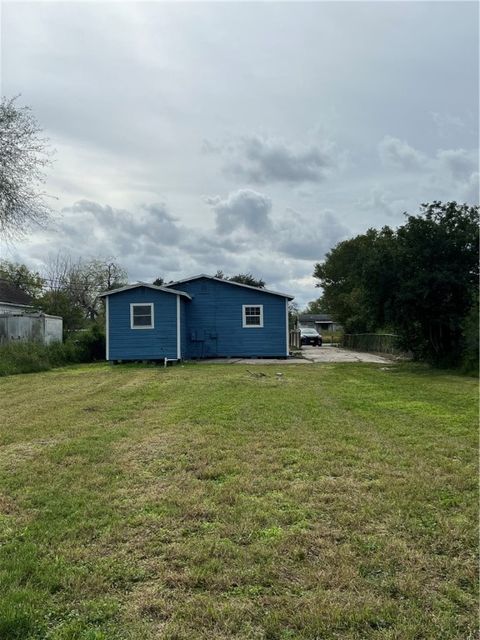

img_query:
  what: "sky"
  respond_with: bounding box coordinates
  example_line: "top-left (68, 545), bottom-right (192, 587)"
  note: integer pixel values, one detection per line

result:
top-left (1, 0), bottom-right (478, 307)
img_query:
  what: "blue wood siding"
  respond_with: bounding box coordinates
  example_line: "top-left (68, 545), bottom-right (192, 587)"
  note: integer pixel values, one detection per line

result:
top-left (175, 278), bottom-right (288, 358)
top-left (108, 287), bottom-right (178, 360)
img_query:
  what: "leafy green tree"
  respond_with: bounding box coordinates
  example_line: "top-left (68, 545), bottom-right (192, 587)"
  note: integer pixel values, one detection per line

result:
top-left (387, 202), bottom-right (478, 364)
top-left (461, 293), bottom-right (479, 374)
top-left (302, 296), bottom-right (329, 315)
top-left (213, 270), bottom-right (266, 288)
top-left (313, 202), bottom-right (479, 365)
top-left (0, 260), bottom-right (44, 299)
top-left (313, 229), bottom-right (394, 332)
top-left (153, 277), bottom-right (164, 286)
top-left (229, 273), bottom-right (265, 288)
top-left (37, 290), bottom-right (85, 333)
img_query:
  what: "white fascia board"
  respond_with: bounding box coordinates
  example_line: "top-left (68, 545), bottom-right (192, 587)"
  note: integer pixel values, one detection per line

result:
top-left (99, 282), bottom-right (191, 300)
top-left (167, 274), bottom-right (294, 300)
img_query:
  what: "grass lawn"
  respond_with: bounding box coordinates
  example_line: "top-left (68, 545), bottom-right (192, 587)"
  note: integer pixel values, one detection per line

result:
top-left (0, 362), bottom-right (477, 639)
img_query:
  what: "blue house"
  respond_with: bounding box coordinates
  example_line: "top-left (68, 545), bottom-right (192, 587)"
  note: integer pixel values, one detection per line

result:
top-left (99, 274), bottom-right (294, 361)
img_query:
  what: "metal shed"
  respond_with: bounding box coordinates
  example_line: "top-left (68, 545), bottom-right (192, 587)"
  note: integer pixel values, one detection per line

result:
top-left (0, 313), bottom-right (63, 345)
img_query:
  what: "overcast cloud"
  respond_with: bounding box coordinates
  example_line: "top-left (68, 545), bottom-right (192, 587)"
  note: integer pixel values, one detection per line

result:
top-left (1, 1), bottom-right (478, 306)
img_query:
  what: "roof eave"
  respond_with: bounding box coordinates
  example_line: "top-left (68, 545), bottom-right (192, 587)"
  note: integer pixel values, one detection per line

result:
top-left (167, 274), bottom-right (295, 300)
top-left (98, 282), bottom-right (192, 300)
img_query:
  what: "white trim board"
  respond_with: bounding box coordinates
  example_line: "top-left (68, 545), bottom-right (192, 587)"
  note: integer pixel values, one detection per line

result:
top-left (285, 298), bottom-right (289, 356)
top-left (105, 296), bottom-right (110, 360)
top-left (176, 295), bottom-right (181, 360)
top-left (99, 283), bottom-right (191, 299)
top-left (242, 304), bottom-right (264, 328)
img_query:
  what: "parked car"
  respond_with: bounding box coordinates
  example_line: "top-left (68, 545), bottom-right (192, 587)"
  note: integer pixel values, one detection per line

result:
top-left (300, 327), bottom-right (322, 346)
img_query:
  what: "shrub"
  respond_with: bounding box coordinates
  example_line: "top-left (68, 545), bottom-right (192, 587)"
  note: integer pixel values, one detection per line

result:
top-left (71, 324), bottom-right (106, 361)
top-left (0, 326), bottom-right (106, 376)
top-left (461, 295), bottom-right (479, 376)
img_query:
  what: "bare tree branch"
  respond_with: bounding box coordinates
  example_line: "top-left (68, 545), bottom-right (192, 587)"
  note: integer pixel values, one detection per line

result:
top-left (0, 95), bottom-right (55, 238)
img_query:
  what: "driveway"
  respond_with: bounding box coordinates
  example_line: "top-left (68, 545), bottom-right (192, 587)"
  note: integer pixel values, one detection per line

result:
top-left (300, 345), bottom-right (391, 364)
top-left (201, 346), bottom-right (391, 365)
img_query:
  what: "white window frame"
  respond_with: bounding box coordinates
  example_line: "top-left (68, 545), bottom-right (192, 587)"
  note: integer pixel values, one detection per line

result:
top-left (130, 303), bottom-right (154, 329)
top-left (242, 304), bottom-right (264, 328)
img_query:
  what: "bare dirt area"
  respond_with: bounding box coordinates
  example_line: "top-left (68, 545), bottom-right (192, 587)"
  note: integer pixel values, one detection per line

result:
top-left (300, 345), bottom-right (391, 364)
top-left (201, 346), bottom-right (391, 365)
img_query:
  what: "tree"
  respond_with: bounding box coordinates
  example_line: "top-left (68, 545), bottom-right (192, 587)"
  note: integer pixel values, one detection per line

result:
top-left (0, 96), bottom-right (54, 237)
top-left (213, 270), bottom-right (266, 288)
top-left (42, 253), bottom-right (128, 322)
top-left (313, 229), bottom-right (394, 332)
top-left (302, 296), bottom-right (329, 315)
top-left (387, 202), bottom-right (478, 363)
top-left (153, 277), bottom-right (164, 286)
top-left (313, 202), bottom-right (479, 365)
top-left (288, 301), bottom-right (299, 329)
top-left (37, 289), bottom-right (85, 333)
top-left (229, 273), bottom-right (265, 288)
top-left (0, 260), bottom-right (44, 299)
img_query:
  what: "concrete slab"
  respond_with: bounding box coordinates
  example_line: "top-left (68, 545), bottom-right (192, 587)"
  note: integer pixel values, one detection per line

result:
top-left (198, 347), bottom-right (391, 365)
top-left (200, 357), bottom-right (308, 364)
top-left (301, 345), bottom-right (391, 364)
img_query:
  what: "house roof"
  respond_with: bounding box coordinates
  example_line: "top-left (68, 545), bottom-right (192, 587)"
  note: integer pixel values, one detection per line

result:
top-left (299, 314), bottom-right (333, 322)
top-left (98, 282), bottom-right (192, 300)
top-left (0, 279), bottom-right (33, 306)
top-left (167, 274), bottom-right (295, 300)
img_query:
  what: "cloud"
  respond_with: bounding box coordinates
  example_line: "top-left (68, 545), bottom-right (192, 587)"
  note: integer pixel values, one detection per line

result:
top-left (462, 172), bottom-right (480, 204)
top-left (206, 191), bottom-right (348, 260)
top-left (378, 136), bottom-right (425, 170)
top-left (431, 112), bottom-right (465, 137)
top-left (275, 209), bottom-right (349, 260)
top-left (217, 135), bottom-right (334, 185)
top-left (436, 148), bottom-right (477, 180)
top-left (208, 188), bottom-right (273, 234)
top-left (357, 187), bottom-right (408, 219)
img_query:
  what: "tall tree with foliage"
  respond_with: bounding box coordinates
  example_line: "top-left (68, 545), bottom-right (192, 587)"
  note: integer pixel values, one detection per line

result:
top-left (388, 202), bottom-right (479, 363)
top-left (314, 202), bottom-right (479, 365)
top-left (213, 271), bottom-right (266, 288)
top-left (302, 296), bottom-right (330, 315)
top-left (0, 260), bottom-right (44, 299)
top-left (0, 96), bottom-right (54, 237)
top-left (229, 273), bottom-right (265, 288)
top-left (314, 228), bottom-right (396, 332)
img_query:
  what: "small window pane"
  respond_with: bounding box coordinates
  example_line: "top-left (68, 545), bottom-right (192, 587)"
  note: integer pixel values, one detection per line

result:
top-left (132, 304), bottom-right (152, 327)
top-left (133, 314), bottom-right (151, 326)
top-left (133, 305), bottom-right (151, 317)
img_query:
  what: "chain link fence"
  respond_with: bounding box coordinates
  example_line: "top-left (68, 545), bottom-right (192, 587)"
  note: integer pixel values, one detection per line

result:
top-left (341, 333), bottom-right (401, 355)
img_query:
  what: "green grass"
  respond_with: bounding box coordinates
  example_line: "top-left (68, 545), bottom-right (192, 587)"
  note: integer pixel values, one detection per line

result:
top-left (0, 362), bottom-right (477, 639)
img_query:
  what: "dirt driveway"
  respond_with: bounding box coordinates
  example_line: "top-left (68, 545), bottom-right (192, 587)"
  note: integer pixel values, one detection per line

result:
top-left (202, 346), bottom-right (391, 365)
top-left (300, 345), bottom-right (390, 364)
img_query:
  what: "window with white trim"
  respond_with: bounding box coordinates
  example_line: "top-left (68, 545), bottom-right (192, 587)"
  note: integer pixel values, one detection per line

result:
top-left (242, 304), bottom-right (263, 328)
top-left (130, 303), bottom-right (154, 329)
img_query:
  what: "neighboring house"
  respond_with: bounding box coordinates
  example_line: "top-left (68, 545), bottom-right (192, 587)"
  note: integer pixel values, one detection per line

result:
top-left (0, 279), bottom-right (63, 345)
top-left (0, 279), bottom-right (34, 314)
top-left (298, 313), bottom-right (342, 333)
top-left (99, 274), bottom-right (294, 361)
